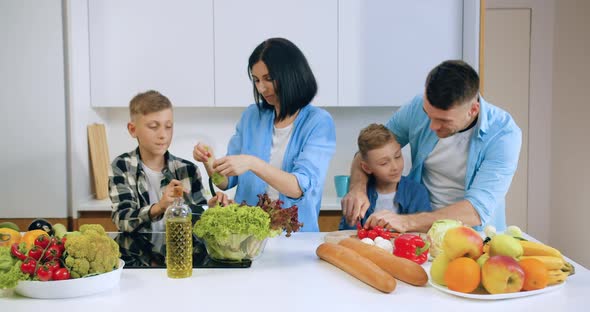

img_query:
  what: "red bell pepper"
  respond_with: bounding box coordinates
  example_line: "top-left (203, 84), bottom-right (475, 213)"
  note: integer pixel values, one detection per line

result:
top-left (393, 234), bottom-right (430, 265)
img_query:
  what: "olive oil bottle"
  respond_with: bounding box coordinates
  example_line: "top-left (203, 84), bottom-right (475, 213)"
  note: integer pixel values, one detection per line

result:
top-left (165, 188), bottom-right (193, 278)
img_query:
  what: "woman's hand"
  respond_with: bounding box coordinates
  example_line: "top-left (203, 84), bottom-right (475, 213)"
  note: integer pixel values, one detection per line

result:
top-left (214, 155), bottom-right (258, 177)
top-left (193, 143), bottom-right (212, 164)
top-left (207, 191), bottom-right (233, 207)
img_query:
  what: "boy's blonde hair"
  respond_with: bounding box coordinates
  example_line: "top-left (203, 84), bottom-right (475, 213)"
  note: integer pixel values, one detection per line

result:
top-left (358, 123), bottom-right (396, 159)
top-left (129, 90), bottom-right (172, 120)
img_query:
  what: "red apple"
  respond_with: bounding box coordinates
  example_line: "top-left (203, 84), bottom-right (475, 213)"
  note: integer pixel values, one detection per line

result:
top-left (482, 255), bottom-right (525, 294)
top-left (442, 226), bottom-right (483, 260)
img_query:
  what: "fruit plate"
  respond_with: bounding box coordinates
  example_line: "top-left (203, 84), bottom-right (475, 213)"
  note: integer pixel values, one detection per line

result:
top-left (429, 279), bottom-right (565, 300)
top-left (15, 259), bottom-right (125, 299)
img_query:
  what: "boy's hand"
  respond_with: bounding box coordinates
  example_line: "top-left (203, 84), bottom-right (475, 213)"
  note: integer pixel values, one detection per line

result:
top-left (207, 191), bottom-right (233, 207)
top-left (193, 143), bottom-right (213, 164)
top-left (158, 179), bottom-right (183, 210)
top-left (365, 210), bottom-right (410, 233)
top-left (341, 188), bottom-right (370, 226)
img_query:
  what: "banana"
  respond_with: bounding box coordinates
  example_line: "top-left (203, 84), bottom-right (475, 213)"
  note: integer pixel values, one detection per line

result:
top-left (547, 269), bottom-right (569, 285)
top-left (519, 256), bottom-right (564, 270)
top-left (563, 261), bottom-right (575, 276)
top-left (519, 240), bottom-right (563, 258)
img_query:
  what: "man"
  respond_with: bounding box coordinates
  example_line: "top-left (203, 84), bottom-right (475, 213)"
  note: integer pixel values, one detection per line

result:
top-left (342, 60), bottom-right (521, 232)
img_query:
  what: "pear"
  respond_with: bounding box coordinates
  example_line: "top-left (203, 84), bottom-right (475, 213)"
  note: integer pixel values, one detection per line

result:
top-left (430, 253), bottom-right (451, 286)
top-left (489, 234), bottom-right (523, 258)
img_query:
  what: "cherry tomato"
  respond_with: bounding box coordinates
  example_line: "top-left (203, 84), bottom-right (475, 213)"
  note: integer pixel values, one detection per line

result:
top-left (356, 222), bottom-right (362, 231)
top-left (380, 231), bottom-right (392, 240)
top-left (373, 226), bottom-right (384, 235)
top-left (53, 268), bottom-right (71, 281)
top-left (20, 258), bottom-right (37, 275)
top-left (357, 229), bottom-right (368, 239)
top-left (34, 235), bottom-right (51, 249)
top-left (50, 237), bottom-right (65, 253)
top-left (367, 230), bottom-right (379, 240)
top-left (43, 245), bottom-right (62, 261)
top-left (27, 245), bottom-right (44, 261)
top-left (46, 259), bottom-right (61, 273)
top-left (37, 264), bottom-right (53, 281)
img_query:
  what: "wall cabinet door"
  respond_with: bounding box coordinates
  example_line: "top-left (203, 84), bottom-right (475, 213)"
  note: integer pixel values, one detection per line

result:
top-left (338, 0), bottom-right (464, 107)
top-left (88, 0), bottom-right (214, 107)
top-left (213, 0), bottom-right (338, 107)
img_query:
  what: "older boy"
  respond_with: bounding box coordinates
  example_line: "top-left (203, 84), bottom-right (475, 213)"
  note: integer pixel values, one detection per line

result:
top-left (109, 90), bottom-right (228, 233)
top-left (339, 124), bottom-right (431, 230)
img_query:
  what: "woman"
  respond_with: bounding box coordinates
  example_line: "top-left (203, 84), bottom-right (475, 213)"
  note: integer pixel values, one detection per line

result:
top-left (193, 38), bottom-right (336, 232)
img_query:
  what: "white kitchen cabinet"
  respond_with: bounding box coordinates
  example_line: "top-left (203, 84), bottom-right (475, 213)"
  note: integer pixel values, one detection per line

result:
top-left (88, 0), bottom-right (214, 107)
top-left (213, 0), bottom-right (338, 107)
top-left (338, 0), bottom-right (468, 107)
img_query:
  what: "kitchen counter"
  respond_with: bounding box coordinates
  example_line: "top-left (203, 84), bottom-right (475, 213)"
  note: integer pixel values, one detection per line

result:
top-left (1, 233), bottom-right (587, 311)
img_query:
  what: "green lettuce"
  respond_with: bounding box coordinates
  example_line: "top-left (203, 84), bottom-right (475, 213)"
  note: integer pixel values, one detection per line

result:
top-left (193, 204), bottom-right (275, 260)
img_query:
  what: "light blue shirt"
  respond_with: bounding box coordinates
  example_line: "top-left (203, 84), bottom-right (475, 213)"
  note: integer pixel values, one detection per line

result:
top-left (385, 95), bottom-right (522, 231)
top-left (226, 104), bottom-right (336, 232)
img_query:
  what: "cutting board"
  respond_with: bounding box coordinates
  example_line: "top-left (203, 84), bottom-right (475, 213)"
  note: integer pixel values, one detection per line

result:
top-left (87, 124), bottom-right (110, 199)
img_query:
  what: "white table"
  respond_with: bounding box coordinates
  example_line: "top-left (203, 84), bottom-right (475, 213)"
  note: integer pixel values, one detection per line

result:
top-left (1, 233), bottom-right (587, 311)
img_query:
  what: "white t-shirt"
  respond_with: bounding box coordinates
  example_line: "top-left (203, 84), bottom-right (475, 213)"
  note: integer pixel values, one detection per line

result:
top-left (266, 123), bottom-right (294, 200)
top-left (423, 127), bottom-right (474, 210)
top-left (142, 163), bottom-right (165, 233)
top-left (374, 191), bottom-right (398, 213)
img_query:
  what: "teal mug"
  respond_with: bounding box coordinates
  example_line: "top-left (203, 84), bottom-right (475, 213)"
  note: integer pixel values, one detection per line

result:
top-left (334, 175), bottom-right (350, 198)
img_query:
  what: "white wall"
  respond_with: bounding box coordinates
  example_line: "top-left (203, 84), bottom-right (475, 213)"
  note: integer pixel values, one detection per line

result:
top-left (0, 0), bottom-right (68, 218)
top-left (551, 0), bottom-right (590, 268)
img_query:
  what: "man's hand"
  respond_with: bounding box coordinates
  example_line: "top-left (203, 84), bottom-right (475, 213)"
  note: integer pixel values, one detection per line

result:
top-left (207, 191), bottom-right (233, 207)
top-left (341, 189), bottom-right (370, 226)
top-left (365, 210), bottom-right (411, 233)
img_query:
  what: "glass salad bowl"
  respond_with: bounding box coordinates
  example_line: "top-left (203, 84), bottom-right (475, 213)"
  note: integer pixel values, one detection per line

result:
top-left (202, 234), bottom-right (268, 262)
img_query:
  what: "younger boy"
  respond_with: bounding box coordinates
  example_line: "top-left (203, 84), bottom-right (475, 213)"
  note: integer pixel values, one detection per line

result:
top-left (339, 124), bottom-right (431, 230)
top-left (109, 90), bottom-right (228, 233)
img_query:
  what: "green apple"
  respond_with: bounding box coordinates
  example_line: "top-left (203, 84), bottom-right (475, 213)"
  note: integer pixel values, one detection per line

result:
top-left (476, 253), bottom-right (490, 267)
top-left (482, 255), bottom-right (525, 294)
top-left (489, 234), bottom-right (523, 258)
top-left (430, 253), bottom-right (451, 286)
top-left (442, 226), bottom-right (484, 260)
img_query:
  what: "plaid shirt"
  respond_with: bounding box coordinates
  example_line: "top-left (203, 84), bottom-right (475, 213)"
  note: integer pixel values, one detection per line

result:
top-left (109, 148), bottom-right (206, 233)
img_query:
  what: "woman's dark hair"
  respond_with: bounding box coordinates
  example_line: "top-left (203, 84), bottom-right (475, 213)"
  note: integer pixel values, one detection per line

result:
top-left (425, 60), bottom-right (480, 110)
top-left (248, 38), bottom-right (317, 121)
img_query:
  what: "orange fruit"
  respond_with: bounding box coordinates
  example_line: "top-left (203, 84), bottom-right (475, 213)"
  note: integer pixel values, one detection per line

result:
top-left (22, 229), bottom-right (49, 250)
top-left (519, 258), bottom-right (548, 291)
top-left (444, 257), bottom-right (481, 293)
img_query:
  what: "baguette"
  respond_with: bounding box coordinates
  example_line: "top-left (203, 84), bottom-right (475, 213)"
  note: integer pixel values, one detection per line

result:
top-left (339, 237), bottom-right (428, 286)
top-left (316, 242), bottom-right (397, 293)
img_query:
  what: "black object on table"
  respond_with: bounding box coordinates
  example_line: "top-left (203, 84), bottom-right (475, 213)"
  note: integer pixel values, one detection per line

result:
top-left (109, 232), bottom-right (252, 269)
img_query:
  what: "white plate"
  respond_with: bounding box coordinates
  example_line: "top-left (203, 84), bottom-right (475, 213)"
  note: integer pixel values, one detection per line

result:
top-left (429, 279), bottom-right (565, 300)
top-left (15, 259), bottom-right (125, 299)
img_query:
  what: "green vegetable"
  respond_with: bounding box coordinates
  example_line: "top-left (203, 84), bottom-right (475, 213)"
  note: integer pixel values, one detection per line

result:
top-left (211, 172), bottom-right (227, 186)
top-left (0, 246), bottom-right (29, 289)
top-left (194, 204), bottom-right (275, 260)
top-left (426, 219), bottom-right (463, 258)
top-left (64, 224), bottom-right (120, 278)
top-left (53, 223), bottom-right (68, 239)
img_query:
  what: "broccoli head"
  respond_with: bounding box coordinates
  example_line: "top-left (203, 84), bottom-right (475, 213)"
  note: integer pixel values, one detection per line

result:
top-left (64, 224), bottom-right (120, 278)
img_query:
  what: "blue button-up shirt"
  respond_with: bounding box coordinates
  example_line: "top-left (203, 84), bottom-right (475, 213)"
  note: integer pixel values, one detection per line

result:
top-left (226, 104), bottom-right (336, 232)
top-left (385, 95), bottom-right (522, 231)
